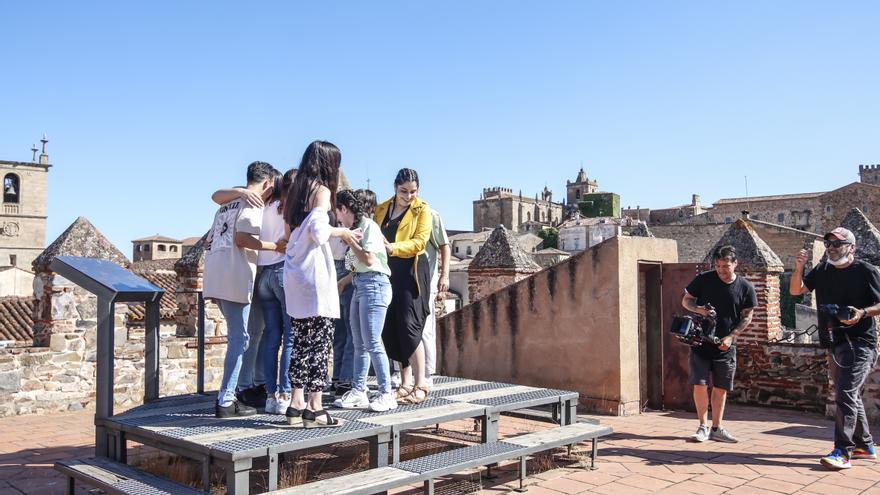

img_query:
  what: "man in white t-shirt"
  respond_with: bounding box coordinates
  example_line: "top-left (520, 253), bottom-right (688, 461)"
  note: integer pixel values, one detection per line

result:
top-left (421, 208), bottom-right (450, 387)
top-left (204, 161), bottom-right (278, 418)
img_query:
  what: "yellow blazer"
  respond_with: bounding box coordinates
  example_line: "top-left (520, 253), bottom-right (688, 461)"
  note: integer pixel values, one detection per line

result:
top-left (374, 196), bottom-right (432, 295)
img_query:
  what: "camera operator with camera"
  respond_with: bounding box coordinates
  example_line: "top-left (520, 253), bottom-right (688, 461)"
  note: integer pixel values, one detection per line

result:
top-left (682, 245), bottom-right (757, 443)
top-left (790, 227), bottom-right (880, 470)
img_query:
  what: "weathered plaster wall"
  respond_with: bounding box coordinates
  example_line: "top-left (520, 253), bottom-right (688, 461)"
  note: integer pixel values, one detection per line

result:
top-left (438, 236), bottom-right (678, 415)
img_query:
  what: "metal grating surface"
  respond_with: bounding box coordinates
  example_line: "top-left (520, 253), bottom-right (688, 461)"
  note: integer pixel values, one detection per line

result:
top-left (395, 441), bottom-right (521, 475)
top-left (331, 398), bottom-right (458, 421)
top-left (471, 389), bottom-right (569, 407)
top-left (113, 408), bottom-right (216, 428)
top-left (113, 478), bottom-right (204, 495)
top-left (430, 376), bottom-right (467, 385)
top-left (116, 394), bottom-right (215, 414)
top-left (432, 381), bottom-right (516, 398)
top-left (158, 413), bottom-right (287, 439)
top-left (210, 418), bottom-right (380, 455)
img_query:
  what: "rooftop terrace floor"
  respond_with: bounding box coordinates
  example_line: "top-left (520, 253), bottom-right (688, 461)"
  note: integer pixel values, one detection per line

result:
top-left (2, 404), bottom-right (879, 494)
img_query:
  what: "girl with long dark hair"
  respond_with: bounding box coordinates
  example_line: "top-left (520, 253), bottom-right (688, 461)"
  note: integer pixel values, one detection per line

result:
top-left (374, 168), bottom-right (433, 404)
top-left (282, 141), bottom-right (361, 427)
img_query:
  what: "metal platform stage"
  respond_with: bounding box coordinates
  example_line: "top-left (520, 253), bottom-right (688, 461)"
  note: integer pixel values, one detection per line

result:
top-left (101, 376), bottom-right (579, 494)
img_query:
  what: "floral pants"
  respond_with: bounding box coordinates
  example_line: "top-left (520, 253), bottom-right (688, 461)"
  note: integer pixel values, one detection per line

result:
top-left (288, 316), bottom-right (334, 393)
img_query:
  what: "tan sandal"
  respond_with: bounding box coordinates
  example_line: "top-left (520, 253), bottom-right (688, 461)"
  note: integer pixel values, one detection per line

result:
top-left (395, 385), bottom-right (414, 402)
top-left (404, 386), bottom-right (430, 404)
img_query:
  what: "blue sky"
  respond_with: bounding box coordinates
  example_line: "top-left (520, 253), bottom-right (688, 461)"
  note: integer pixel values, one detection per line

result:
top-left (1, 2), bottom-right (878, 251)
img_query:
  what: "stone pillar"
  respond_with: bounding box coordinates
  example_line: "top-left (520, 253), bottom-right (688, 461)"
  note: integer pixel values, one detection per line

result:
top-left (467, 225), bottom-right (541, 302)
top-left (173, 234), bottom-right (225, 337)
top-left (30, 217), bottom-right (130, 347)
top-left (739, 268), bottom-right (784, 344)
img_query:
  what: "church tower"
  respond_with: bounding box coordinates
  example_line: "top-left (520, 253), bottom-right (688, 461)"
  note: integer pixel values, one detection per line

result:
top-left (566, 167), bottom-right (599, 204)
top-left (0, 135), bottom-right (50, 270)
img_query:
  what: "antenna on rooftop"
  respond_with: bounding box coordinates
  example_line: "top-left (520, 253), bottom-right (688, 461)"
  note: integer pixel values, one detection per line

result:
top-left (744, 175), bottom-right (750, 210)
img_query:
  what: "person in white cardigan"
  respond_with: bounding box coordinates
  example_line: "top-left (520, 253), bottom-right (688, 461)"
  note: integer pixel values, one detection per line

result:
top-left (282, 140), bottom-right (361, 428)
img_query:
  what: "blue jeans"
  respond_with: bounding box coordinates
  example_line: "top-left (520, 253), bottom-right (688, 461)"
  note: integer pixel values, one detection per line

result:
top-left (350, 271), bottom-right (393, 394)
top-left (332, 260), bottom-right (355, 383)
top-left (217, 299), bottom-right (250, 405)
top-left (258, 262), bottom-right (293, 395)
top-left (237, 271), bottom-right (265, 390)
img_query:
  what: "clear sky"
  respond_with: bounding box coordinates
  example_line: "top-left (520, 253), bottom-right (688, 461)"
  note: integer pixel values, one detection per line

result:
top-left (1, 2), bottom-right (878, 251)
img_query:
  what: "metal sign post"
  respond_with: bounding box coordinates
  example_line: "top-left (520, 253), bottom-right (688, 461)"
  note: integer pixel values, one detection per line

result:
top-left (49, 256), bottom-right (164, 458)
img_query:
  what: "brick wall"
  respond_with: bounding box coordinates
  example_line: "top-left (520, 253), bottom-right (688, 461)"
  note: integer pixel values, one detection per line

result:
top-left (733, 342), bottom-right (830, 413)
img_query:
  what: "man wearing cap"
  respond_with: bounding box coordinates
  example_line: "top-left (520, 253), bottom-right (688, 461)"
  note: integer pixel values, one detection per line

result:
top-left (791, 227), bottom-right (880, 470)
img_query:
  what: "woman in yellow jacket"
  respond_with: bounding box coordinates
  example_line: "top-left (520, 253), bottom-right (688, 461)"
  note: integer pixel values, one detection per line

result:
top-left (374, 168), bottom-right (433, 403)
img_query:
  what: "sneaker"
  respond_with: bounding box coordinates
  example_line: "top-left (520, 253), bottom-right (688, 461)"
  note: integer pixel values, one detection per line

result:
top-left (265, 394), bottom-right (279, 415)
top-left (216, 400), bottom-right (257, 419)
top-left (390, 372), bottom-right (401, 389)
top-left (238, 385), bottom-right (267, 408)
top-left (691, 424), bottom-right (710, 442)
top-left (709, 427), bottom-right (738, 443)
top-left (334, 382), bottom-right (352, 397)
top-left (852, 445), bottom-right (877, 460)
top-left (820, 448), bottom-right (852, 470)
top-left (333, 389), bottom-right (370, 409)
top-left (424, 376), bottom-right (434, 388)
top-left (275, 393), bottom-right (292, 415)
top-left (369, 392), bottom-right (399, 412)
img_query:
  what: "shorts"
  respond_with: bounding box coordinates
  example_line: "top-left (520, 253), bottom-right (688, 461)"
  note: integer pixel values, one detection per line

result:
top-left (688, 347), bottom-right (736, 391)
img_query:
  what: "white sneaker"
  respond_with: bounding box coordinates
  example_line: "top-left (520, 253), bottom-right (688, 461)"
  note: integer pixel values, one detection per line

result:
top-left (274, 393), bottom-right (292, 414)
top-left (265, 394), bottom-right (279, 414)
top-left (369, 392), bottom-right (399, 412)
top-left (390, 372), bottom-right (402, 389)
top-left (333, 389), bottom-right (370, 409)
top-left (424, 376), bottom-right (434, 388)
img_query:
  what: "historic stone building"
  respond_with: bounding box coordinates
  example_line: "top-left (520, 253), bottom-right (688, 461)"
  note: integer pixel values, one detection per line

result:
top-left (566, 167), bottom-right (598, 204)
top-left (472, 186), bottom-right (563, 233)
top-left (0, 137), bottom-right (50, 271)
top-left (132, 235), bottom-right (183, 262)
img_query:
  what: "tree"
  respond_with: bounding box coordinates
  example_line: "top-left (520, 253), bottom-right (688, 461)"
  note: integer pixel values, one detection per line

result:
top-left (538, 227), bottom-right (558, 249)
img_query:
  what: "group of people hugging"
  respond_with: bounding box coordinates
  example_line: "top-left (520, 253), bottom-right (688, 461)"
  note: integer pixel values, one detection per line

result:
top-left (203, 140), bottom-right (450, 428)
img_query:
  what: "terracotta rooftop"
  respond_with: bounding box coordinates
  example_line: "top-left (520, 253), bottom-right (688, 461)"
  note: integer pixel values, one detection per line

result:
top-left (131, 235), bottom-right (181, 243)
top-left (0, 296), bottom-right (34, 343)
top-left (841, 208), bottom-right (880, 266)
top-left (470, 225), bottom-right (541, 271)
top-left (704, 219), bottom-right (784, 271)
top-left (32, 217), bottom-right (130, 273)
top-left (128, 260), bottom-right (178, 323)
top-left (713, 191), bottom-right (824, 205)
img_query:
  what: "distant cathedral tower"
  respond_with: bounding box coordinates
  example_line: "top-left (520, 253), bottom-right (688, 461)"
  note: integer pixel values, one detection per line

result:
top-left (566, 167), bottom-right (599, 204)
top-left (0, 135), bottom-right (50, 270)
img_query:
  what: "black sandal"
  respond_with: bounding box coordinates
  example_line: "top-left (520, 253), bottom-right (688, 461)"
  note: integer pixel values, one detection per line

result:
top-left (302, 409), bottom-right (341, 428)
top-left (285, 406), bottom-right (304, 426)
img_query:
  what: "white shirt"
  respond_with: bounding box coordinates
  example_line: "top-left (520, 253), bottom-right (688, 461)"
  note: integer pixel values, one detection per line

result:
top-left (257, 201), bottom-right (286, 266)
top-left (283, 208), bottom-right (339, 319)
top-left (203, 198), bottom-right (262, 304)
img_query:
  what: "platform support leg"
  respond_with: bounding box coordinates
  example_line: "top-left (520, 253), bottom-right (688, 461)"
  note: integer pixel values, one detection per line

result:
top-left (481, 412), bottom-right (499, 443)
top-left (423, 479), bottom-right (435, 495)
top-left (514, 456), bottom-right (528, 493)
top-left (225, 459), bottom-right (252, 495)
top-left (268, 453), bottom-right (279, 491)
top-left (591, 438), bottom-right (598, 470)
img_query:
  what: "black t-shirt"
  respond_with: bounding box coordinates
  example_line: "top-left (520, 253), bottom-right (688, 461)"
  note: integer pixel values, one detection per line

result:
top-left (685, 271), bottom-right (758, 357)
top-left (804, 259), bottom-right (880, 347)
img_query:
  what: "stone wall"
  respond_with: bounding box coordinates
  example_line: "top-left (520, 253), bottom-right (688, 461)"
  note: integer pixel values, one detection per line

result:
top-left (0, 324), bottom-right (226, 417)
top-left (733, 342), bottom-right (830, 413)
top-left (710, 196), bottom-right (822, 232)
top-left (0, 160), bottom-right (49, 270)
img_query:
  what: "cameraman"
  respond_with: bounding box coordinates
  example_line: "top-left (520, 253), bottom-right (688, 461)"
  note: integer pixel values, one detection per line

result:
top-left (682, 245), bottom-right (757, 443)
top-left (790, 227), bottom-right (880, 470)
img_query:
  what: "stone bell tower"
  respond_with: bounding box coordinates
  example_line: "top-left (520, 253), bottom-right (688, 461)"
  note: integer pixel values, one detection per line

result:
top-left (0, 135), bottom-right (50, 270)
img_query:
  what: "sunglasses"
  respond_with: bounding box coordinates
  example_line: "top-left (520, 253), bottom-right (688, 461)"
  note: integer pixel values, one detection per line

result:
top-left (824, 240), bottom-right (851, 248)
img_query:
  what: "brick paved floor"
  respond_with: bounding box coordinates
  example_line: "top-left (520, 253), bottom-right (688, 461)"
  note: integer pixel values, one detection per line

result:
top-left (2, 404), bottom-right (879, 494)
